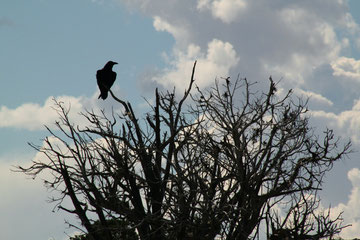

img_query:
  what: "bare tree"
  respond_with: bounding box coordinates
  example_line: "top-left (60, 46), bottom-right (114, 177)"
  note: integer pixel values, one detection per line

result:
top-left (266, 190), bottom-right (349, 240)
top-left (18, 62), bottom-right (351, 240)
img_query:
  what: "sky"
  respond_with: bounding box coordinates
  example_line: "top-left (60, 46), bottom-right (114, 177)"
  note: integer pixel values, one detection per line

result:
top-left (2, 0), bottom-right (360, 239)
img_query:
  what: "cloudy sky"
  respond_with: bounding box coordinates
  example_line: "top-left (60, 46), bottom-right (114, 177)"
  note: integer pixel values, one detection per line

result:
top-left (2, 0), bottom-right (360, 239)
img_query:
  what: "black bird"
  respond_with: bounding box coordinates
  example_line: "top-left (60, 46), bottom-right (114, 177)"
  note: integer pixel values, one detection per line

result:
top-left (97, 61), bottom-right (118, 100)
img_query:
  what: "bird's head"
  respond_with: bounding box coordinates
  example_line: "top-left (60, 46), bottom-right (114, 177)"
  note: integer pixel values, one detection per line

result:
top-left (105, 61), bottom-right (118, 68)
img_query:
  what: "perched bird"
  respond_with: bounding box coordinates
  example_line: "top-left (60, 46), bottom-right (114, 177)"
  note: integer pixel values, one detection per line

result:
top-left (97, 61), bottom-right (118, 100)
top-left (225, 77), bottom-right (230, 86)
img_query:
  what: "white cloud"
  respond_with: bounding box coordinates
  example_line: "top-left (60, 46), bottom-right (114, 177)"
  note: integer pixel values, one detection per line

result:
top-left (263, 6), bottom-right (344, 86)
top-left (197, 0), bottom-right (247, 23)
top-left (153, 39), bottom-right (239, 90)
top-left (120, 0), bottom-right (357, 92)
top-left (153, 16), bottom-right (190, 47)
top-left (331, 56), bottom-right (360, 80)
top-left (0, 90), bottom-right (125, 131)
top-left (211, 0), bottom-right (247, 23)
top-left (0, 96), bottom-right (84, 131)
top-left (0, 155), bottom-right (71, 240)
top-left (294, 88), bottom-right (333, 107)
top-left (330, 168), bottom-right (360, 239)
top-left (310, 98), bottom-right (360, 143)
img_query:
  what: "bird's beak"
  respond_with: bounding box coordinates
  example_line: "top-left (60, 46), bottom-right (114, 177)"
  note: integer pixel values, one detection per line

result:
top-left (114, 62), bottom-right (118, 65)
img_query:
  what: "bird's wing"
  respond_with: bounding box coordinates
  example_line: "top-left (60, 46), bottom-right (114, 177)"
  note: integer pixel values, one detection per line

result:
top-left (104, 71), bottom-right (117, 89)
top-left (97, 69), bottom-right (108, 98)
top-left (111, 71), bottom-right (117, 86)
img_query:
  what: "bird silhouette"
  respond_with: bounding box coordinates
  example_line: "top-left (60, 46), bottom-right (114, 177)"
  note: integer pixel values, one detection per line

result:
top-left (97, 61), bottom-right (118, 100)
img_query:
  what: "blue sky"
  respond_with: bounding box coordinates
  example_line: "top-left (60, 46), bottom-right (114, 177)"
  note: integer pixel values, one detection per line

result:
top-left (2, 0), bottom-right (360, 239)
top-left (0, 0), bottom-right (172, 154)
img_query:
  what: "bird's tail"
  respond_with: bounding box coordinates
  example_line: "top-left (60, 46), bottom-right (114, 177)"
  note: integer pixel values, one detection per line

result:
top-left (98, 92), bottom-right (108, 100)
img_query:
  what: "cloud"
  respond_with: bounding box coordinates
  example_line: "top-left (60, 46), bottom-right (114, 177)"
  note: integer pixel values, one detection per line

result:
top-left (118, 0), bottom-right (360, 211)
top-left (331, 56), bottom-right (360, 80)
top-left (197, 0), bottom-right (247, 23)
top-left (330, 168), bottom-right (360, 239)
top-left (0, 155), bottom-right (71, 240)
top-left (0, 90), bottom-right (126, 131)
top-left (0, 96), bottom-right (84, 131)
top-left (153, 16), bottom-right (190, 48)
top-left (120, 0), bottom-right (355, 92)
top-left (310, 98), bottom-right (360, 143)
top-left (153, 39), bottom-right (239, 90)
top-left (294, 88), bottom-right (333, 107)
top-left (119, 0), bottom-right (360, 145)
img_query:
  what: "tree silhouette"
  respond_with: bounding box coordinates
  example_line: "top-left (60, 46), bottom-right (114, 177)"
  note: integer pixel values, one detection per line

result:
top-left (18, 62), bottom-right (351, 240)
